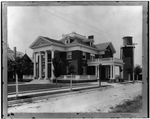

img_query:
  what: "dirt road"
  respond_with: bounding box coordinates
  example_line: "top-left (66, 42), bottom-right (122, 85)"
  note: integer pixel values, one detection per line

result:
top-left (8, 82), bottom-right (142, 113)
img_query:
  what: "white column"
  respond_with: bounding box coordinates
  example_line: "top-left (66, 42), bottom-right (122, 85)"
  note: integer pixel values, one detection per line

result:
top-left (97, 66), bottom-right (99, 79)
top-left (33, 52), bottom-right (36, 79)
top-left (110, 65), bottom-right (112, 79)
top-left (44, 51), bottom-right (48, 80)
top-left (107, 66), bottom-right (109, 78)
top-left (105, 66), bottom-right (107, 78)
top-left (113, 65), bottom-right (115, 79)
top-left (95, 66), bottom-right (97, 78)
top-left (108, 66), bottom-right (110, 78)
top-left (121, 66), bottom-right (123, 79)
top-left (51, 50), bottom-right (55, 80)
top-left (38, 52), bottom-right (42, 80)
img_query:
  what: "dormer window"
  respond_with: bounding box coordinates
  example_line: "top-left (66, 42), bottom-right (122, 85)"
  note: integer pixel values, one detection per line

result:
top-left (65, 39), bottom-right (70, 44)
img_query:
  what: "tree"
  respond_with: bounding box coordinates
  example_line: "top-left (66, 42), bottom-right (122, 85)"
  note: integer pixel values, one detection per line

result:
top-left (7, 54), bottom-right (33, 81)
top-left (134, 65), bottom-right (142, 81)
top-left (8, 58), bottom-right (15, 81)
top-left (126, 67), bottom-right (133, 81)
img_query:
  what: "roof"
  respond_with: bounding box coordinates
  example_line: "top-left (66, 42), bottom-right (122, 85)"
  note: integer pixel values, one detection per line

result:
top-left (63, 36), bottom-right (96, 48)
top-left (29, 36), bottom-right (65, 49)
top-left (96, 42), bottom-right (116, 53)
top-left (43, 37), bottom-right (65, 45)
top-left (22, 54), bottom-right (33, 62)
top-left (96, 42), bottom-right (111, 51)
top-left (8, 47), bottom-right (14, 53)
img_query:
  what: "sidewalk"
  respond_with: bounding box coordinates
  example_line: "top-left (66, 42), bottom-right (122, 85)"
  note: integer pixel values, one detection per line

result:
top-left (8, 82), bottom-right (114, 105)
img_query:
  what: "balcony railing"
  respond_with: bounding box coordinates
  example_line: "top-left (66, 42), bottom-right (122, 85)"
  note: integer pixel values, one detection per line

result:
top-left (88, 57), bottom-right (113, 62)
top-left (88, 57), bottom-right (123, 64)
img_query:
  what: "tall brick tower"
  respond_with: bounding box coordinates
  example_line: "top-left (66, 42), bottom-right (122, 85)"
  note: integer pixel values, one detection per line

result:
top-left (121, 36), bottom-right (135, 81)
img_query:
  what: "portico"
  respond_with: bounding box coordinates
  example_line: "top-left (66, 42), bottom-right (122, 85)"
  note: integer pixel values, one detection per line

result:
top-left (30, 36), bottom-right (66, 82)
top-left (33, 50), bottom-right (55, 81)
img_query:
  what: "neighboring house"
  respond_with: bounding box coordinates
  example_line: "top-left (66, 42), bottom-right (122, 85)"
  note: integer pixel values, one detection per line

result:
top-left (7, 46), bottom-right (34, 81)
top-left (30, 32), bottom-right (124, 81)
top-left (8, 46), bottom-right (24, 60)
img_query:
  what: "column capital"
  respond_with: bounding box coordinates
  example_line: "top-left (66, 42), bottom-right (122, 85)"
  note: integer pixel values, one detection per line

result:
top-left (33, 51), bottom-right (36, 54)
top-left (51, 49), bottom-right (55, 52)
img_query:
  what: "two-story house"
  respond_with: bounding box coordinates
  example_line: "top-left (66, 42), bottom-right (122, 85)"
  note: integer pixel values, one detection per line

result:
top-left (29, 32), bottom-right (124, 83)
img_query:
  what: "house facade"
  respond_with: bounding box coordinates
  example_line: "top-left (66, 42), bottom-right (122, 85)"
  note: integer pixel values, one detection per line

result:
top-left (29, 32), bottom-right (124, 82)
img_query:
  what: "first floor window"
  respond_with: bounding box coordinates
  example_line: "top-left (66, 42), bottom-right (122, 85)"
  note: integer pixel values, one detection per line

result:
top-left (67, 51), bottom-right (72, 59)
top-left (82, 66), bottom-right (87, 75)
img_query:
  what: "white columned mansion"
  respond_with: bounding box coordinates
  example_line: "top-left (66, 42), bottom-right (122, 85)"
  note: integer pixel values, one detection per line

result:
top-left (30, 32), bottom-right (124, 82)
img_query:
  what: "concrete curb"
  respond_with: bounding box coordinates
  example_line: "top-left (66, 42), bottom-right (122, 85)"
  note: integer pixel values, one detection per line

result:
top-left (8, 85), bottom-right (114, 106)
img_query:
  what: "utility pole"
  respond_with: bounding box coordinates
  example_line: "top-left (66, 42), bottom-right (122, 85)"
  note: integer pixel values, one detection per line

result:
top-left (14, 47), bottom-right (18, 97)
top-left (132, 43), bottom-right (137, 83)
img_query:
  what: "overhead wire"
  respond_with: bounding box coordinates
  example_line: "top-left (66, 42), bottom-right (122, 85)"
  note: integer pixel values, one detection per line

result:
top-left (49, 7), bottom-right (109, 39)
top-left (37, 6), bottom-right (109, 41)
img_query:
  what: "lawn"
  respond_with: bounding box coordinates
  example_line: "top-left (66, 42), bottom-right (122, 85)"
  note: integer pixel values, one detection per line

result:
top-left (109, 95), bottom-right (142, 113)
top-left (7, 82), bottom-right (97, 94)
top-left (8, 83), bottom-right (69, 93)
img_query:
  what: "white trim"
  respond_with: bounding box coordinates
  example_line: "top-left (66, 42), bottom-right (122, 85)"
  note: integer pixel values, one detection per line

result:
top-left (29, 36), bottom-right (52, 49)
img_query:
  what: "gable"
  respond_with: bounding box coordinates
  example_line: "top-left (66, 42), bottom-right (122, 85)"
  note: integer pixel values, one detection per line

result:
top-left (96, 42), bottom-right (116, 54)
top-left (29, 36), bottom-right (52, 49)
top-left (34, 38), bottom-right (50, 47)
top-left (106, 46), bottom-right (112, 52)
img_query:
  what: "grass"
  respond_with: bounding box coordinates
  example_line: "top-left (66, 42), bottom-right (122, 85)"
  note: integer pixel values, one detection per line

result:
top-left (109, 95), bottom-right (142, 113)
top-left (7, 82), bottom-right (97, 94)
top-left (7, 83), bottom-right (68, 93)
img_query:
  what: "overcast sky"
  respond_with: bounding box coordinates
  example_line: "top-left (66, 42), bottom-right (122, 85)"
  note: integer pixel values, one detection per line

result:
top-left (7, 5), bottom-right (142, 66)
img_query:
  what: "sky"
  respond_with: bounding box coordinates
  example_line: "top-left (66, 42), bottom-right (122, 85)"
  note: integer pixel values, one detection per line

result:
top-left (7, 5), bottom-right (142, 66)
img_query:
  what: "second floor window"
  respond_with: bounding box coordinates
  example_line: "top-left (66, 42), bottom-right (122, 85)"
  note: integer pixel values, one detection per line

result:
top-left (82, 52), bottom-right (86, 60)
top-left (67, 52), bottom-right (72, 59)
top-left (90, 54), bottom-right (95, 59)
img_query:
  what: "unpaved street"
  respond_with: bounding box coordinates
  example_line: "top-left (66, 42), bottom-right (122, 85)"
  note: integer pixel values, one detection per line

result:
top-left (8, 82), bottom-right (142, 113)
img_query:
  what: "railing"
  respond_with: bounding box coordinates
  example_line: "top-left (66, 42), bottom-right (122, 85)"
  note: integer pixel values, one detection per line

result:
top-left (88, 57), bottom-right (113, 62)
top-left (88, 57), bottom-right (123, 64)
top-left (61, 75), bottom-right (97, 80)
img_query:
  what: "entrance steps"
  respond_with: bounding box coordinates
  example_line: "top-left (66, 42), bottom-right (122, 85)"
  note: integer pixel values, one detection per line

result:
top-left (28, 79), bottom-right (52, 84)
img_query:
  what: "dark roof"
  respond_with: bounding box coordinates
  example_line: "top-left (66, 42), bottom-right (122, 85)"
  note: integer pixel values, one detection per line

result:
top-left (22, 54), bottom-right (33, 62)
top-left (67, 36), bottom-right (96, 48)
top-left (8, 47), bottom-right (14, 53)
top-left (43, 37), bottom-right (65, 45)
top-left (95, 42), bottom-right (111, 51)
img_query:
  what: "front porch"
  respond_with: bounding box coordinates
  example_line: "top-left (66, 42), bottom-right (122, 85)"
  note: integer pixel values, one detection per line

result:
top-left (88, 57), bottom-right (124, 82)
